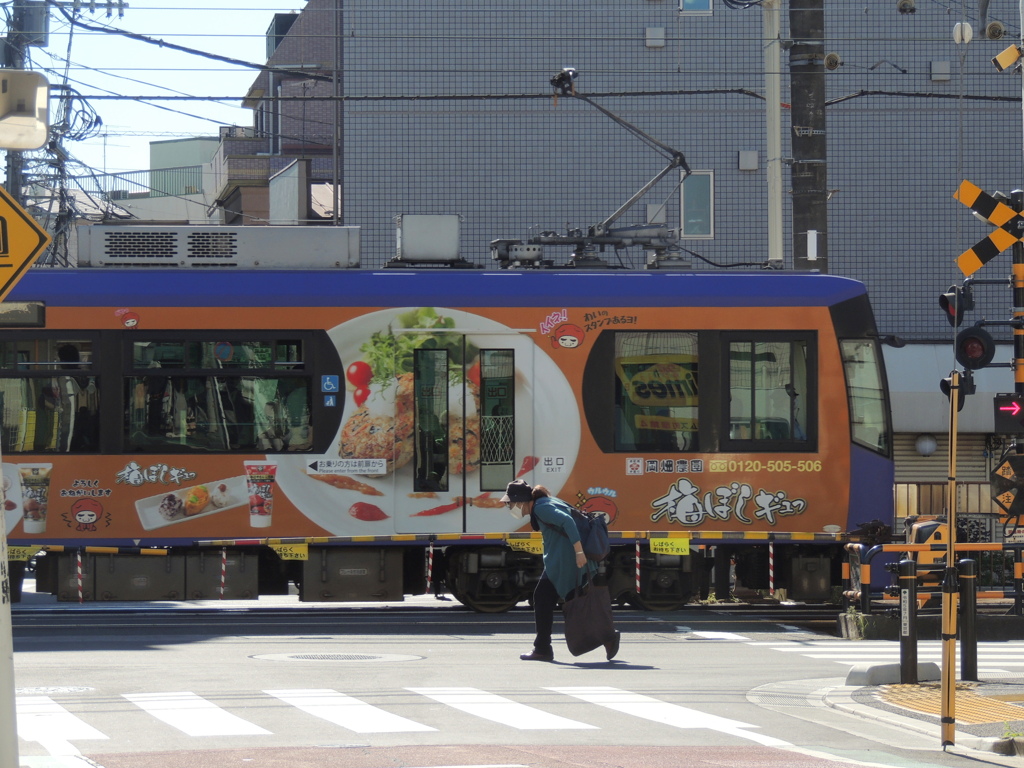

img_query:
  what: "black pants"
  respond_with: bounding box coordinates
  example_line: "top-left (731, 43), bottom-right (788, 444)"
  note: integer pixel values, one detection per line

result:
top-left (532, 573), bottom-right (559, 652)
top-left (532, 572), bottom-right (585, 652)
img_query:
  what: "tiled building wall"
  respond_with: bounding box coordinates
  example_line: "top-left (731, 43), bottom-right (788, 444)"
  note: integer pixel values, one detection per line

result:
top-left (259, 0), bottom-right (1023, 342)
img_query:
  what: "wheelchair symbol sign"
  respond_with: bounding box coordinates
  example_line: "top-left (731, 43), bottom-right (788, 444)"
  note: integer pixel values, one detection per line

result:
top-left (321, 375), bottom-right (340, 393)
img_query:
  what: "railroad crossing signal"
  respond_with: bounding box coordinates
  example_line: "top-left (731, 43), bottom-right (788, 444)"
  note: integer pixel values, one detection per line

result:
top-left (995, 393), bottom-right (1024, 433)
top-left (953, 180), bottom-right (1024, 276)
top-left (0, 185), bottom-right (50, 302)
top-left (991, 448), bottom-right (1024, 517)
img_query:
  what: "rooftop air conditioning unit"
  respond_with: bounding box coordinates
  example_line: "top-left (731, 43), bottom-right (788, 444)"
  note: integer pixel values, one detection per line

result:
top-left (76, 225), bottom-right (360, 268)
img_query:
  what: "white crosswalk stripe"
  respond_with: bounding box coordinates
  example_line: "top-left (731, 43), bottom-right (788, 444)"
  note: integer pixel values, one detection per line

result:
top-left (407, 686), bottom-right (597, 730)
top-left (17, 683), bottom-right (806, 751)
top-left (16, 696), bottom-right (108, 755)
top-left (755, 639), bottom-right (1024, 671)
top-left (548, 686), bottom-right (788, 747)
top-left (265, 688), bottom-right (436, 733)
top-left (122, 691), bottom-right (272, 736)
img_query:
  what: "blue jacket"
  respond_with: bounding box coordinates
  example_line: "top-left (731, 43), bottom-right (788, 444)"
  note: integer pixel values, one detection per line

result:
top-left (533, 495), bottom-right (598, 599)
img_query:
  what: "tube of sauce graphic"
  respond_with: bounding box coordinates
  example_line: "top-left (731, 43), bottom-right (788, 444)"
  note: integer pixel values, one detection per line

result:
top-left (243, 461), bottom-right (277, 528)
top-left (19, 464), bottom-right (52, 534)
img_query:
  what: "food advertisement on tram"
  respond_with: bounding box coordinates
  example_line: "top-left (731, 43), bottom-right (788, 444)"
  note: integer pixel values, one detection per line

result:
top-left (4, 301), bottom-right (853, 547)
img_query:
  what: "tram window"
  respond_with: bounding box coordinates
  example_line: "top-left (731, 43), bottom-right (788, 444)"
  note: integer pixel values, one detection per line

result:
top-left (0, 339), bottom-right (99, 453)
top-left (132, 340), bottom-right (304, 369)
top-left (125, 375), bottom-right (311, 453)
top-left (0, 338), bottom-right (94, 370)
top-left (727, 337), bottom-right (812, 449)
top-left (612, 332), bottom-right (699, 452)
top-left (413, 349), bottom-right (450, 493)
top-left (841, 339), bottom-right (890, 455)
top-left (478, 349), bottom-right (515, 490)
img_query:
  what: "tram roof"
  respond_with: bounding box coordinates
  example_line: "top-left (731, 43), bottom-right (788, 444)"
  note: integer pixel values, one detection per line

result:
top-left (8, 268), bottom-right (868, 309)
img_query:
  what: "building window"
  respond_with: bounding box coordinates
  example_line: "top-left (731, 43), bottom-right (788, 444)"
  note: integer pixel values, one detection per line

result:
top-left (680, 171), bottom-right (714, 239)
top-left (680, 0), bottom-right (712, 14)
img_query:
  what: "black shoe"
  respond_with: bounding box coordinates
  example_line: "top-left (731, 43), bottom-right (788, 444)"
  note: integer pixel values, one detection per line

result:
top-left (520, 648), bottom-right (554, 662)
top-left (605, 631), bottom-right (620, 661)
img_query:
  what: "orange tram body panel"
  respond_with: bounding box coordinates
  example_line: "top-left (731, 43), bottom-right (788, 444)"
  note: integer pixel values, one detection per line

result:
top-left (1, 268), bottom-right (893, 610)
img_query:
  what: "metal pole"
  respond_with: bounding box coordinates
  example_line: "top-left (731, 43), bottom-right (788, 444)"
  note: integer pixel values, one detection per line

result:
top-left (331, 0), bottom-right (343, 225)
top-left (940, 370), bottom-right (960, 747)
top-left (763, 0), bottom-right (784, 267)
top-left (860, 557), bottom-right (872, 614)
top-left (713, 546), bottom-right (731, 602)
top-left (899, 559), bottom-right (918, 684)
top-left (1012, 191), bottom-right (1024, 400)
top-left (3, 2), bottom-right (27, 207)
top-left (1015, 548), bottom-right (1023, 617)
top-left (958, 558), bottom-right (978, 682)
top-left (0, 439), bottom-right (16, 768)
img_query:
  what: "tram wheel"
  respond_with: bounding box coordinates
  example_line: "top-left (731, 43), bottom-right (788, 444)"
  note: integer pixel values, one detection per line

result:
top-left (452, 592), bottom-right (522, 613)
top-left (446, 558), bottom-right (522, 613)
top-left (628, 591), bottom-right (692, 611)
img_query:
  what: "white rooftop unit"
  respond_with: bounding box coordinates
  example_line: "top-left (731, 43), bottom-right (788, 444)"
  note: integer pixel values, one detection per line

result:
top-left (76, 225), bottom-right (360, 268)
top-left (394, 214), bottom-right (461, 264)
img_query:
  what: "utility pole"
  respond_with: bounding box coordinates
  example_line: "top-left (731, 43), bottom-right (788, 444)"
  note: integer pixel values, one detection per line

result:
top-left (3, 2), bottom-right (29, 207)
top-left (788, 0), bottom-right (828, 272)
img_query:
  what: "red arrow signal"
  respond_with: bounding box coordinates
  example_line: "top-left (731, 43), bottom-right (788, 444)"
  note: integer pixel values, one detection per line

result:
top-left (995, 394), bottom-right (1024, 433)
top-left (1001, 402), bottom-right (1023, 417)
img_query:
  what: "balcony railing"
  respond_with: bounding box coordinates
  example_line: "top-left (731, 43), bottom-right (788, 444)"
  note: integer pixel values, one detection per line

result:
top-left (82, 166), bottom-right (205, 201)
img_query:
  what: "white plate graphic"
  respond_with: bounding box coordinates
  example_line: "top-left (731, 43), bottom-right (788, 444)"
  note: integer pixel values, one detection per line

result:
top-left (135, 475), bottom-right (248, 531)
top-left (274, 307), bottom-right (581, 536)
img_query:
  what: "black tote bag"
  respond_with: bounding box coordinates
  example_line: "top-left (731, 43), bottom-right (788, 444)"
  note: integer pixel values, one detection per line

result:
top-left (562, 576), bottom-right (616, 657)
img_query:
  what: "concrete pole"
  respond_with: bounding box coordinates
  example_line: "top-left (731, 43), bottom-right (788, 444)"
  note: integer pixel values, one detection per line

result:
top-left (0, 441), bottom-right (17, 768)
top-left (763, 0), bottom-right (784, 267)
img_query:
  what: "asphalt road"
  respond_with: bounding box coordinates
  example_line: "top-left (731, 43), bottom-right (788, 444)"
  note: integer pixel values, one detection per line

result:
top-left (9, 595), bottom-right (1024, 768)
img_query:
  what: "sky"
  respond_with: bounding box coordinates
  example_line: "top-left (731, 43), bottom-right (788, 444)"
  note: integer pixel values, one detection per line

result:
top-left (14, 0), bottom-right (308, 177)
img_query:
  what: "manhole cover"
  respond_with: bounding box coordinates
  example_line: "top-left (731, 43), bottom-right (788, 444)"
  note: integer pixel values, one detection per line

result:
top-left (16, 686), bottom-right (94, 694)
top-left (293, 654), bottom-right (380, 661)
top-left (252, 652), bottom-right (422, 663)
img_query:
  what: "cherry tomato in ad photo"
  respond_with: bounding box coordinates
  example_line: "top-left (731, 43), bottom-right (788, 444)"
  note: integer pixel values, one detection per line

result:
top-left (353, 387), bottom-right (371, 406)
top-left (346, 360), bottom-right (372, 388)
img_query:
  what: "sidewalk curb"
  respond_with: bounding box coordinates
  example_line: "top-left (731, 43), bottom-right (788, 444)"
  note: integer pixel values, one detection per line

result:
top-left (824, 684), bottom-right (1017, 757)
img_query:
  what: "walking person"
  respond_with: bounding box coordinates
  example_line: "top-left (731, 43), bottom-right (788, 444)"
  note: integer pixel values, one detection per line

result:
top-left (502, 479), bottom-right (620, 662)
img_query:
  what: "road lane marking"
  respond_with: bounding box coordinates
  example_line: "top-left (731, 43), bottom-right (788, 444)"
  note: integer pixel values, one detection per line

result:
top-left (692, 631), bottom-right (750, 641)
top-left (265, 688), bottom-right (436, 733)
top-left (122, 692), bottom-right (271, 736)
top-left (16, 695), bottom-right (108, 755)
top-left (548, 686), bottom-right (789, 747)
top-left (407, 687), bottom-right (597, 730)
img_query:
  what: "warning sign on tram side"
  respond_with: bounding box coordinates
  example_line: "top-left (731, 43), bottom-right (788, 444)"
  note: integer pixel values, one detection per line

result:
top-left (269, 543), bottom-right (308, 561)
top-left (7, 546), bottom-right (41, 562)
top-left (994, 393), bottom-right (1024, 434)
top-left (0, 184), bottom-right (50, 303)
top-left (649, 538), bottom-right (691, 556)
top-left (507, 538), bottom-right (543, 555)
top-left (990, 448), bottom-right (1024, 518)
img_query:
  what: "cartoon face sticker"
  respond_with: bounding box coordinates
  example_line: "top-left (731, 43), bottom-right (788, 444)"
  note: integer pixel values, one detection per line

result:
top-left (115, 308), bottom-right (140, 329)
top-left (70, 498), bottom-right (103, 532)
top-left (551, 322), bottom-right (585, 349)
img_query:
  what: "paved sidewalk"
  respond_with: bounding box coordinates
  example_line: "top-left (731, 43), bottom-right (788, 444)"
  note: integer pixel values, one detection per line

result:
top-left (826, 675), bottom-right (1024, 758)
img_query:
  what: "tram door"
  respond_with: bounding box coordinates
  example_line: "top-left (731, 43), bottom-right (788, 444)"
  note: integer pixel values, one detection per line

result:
top-left (395, 331), bottom-right (534, 534)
